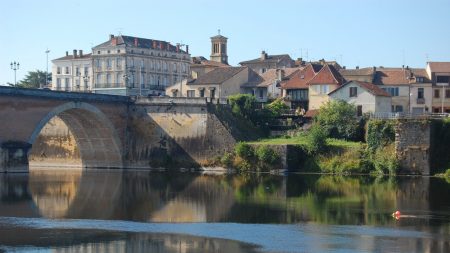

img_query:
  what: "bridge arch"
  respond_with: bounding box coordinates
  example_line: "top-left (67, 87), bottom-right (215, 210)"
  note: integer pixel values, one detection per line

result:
top-left (28, 101), bottom-right (123, 168)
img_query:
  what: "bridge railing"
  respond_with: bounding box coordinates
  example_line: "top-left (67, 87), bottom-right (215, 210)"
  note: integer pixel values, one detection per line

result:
top-left (369, 112), bottom-right (450, 120)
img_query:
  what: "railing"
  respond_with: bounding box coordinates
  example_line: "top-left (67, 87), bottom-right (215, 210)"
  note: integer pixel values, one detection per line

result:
top-left (416, 98), bottom-right (425, 104)
top-left (369, 112), bottom-right (450, 119)
top-left (95, 83), bottom-right (123, 88)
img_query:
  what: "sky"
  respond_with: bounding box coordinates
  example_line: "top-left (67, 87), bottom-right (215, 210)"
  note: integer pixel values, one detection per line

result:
top-left (1, 0), bottom-right (450, 85)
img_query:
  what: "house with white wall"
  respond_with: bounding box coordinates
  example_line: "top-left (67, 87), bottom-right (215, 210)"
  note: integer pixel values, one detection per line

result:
top-left (328, 80), bottom-right (391, 115)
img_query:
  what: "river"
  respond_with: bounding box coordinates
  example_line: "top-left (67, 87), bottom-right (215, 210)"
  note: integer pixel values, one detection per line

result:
top-left (0, 170), bottom-right (449, 253)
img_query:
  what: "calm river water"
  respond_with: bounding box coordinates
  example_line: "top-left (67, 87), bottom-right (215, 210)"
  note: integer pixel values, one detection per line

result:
top-left (0, 170), bottom-right (449, 253)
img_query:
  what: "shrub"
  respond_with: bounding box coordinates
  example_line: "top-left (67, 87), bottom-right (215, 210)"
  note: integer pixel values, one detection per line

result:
top-left (445, 168), bottom-right (450, 178)
top-left (371, 144), bottom-right (399, 175)
top-left (318, 147), bottom-right (365, 174)
top-left (304, 124), bottom-right (327, 155)
top-left (366, 120), bottom-right (395, 151)
top-left (228, 94), bottom-right (257, 119)
top-left (315, 100), bottom-right (361, 141)
top-left (266, 98), bottom-right (289, 116)
top-left (220, 152), bottom-right (234, 167)
top-left (234, 142), bottom-right (254, 160)
top-left (233, 156), bottom-right (252, 171)
top-left (256, 146), bottom-right (280, 165)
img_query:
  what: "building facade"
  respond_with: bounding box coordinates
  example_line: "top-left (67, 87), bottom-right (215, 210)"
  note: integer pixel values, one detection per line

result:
top-left (239, 51), bottom-right (294, 74)
top-left (308, 64), bottom-right (345, 110)
top-left (329, 80), bottom-right (392, 115)
top-left (51, 50), bottom-right (93, 92)
top-left (91, 35), bottom-right (190, 96)
top-left (427, 62), bottom-right (450, 113)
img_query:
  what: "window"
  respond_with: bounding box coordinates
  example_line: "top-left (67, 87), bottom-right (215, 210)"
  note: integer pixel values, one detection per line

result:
top-left (96, 74), bottom-right (102, 85)
top-left (117, 49), bottom-right (121, 53)
top-left (416, 77), bottom-right (424, 83)
top-left (56, 78), bottom-right (61, 89)
top-left (437, 76), bottom-right (450, 83)
top-left (418, 88), bottom-right (424, 99)
top-left (106, 74), bottom-right (111, 85)
top-left (64, 78), bottom-right (70, 90)
top-left (210, 89), bottom-right (215, 98)
top-left (75, 67), bottom-right (80, 76)
top-left (97, 51), bottom-right (101, 54)
top-left (116, 73), bottom-right (122, 85)
top-left (107, 50), bottom-right (110, 54)
top-left (434, 89), bottom-right (440, 98)
top-left (65, 67), bottom-right (70, 74)
top-left (382, 87), bottom-right (399, 96)
top-left (84, 66), bottom-right (89, 76)
top-left (320, 85), bottom-right (329, 94)
top-left (96, 59), bottom-right (101, 68)
top-left (259, 89), bottom-right (264, 99)
top-left (187, 90), bottom-right (195, 97)
top-left (395, 105), bottom-right (403, 112)
top-left (199, 89), bottom-right (205, 97)
top-left (261, 68), bottom-right (266, 74)
top-left (446, 89), bottom-right (450, 98)
top-left (57, 67), bottom-right (61, 74)
top-left (107, 58), bottom-right (112, 68)
top-left (288, 89), bottom-right (308, 101)
top-left (140, 73), bottom-right (144, 87)
top-left (349, 87), bottom-right (358, 97)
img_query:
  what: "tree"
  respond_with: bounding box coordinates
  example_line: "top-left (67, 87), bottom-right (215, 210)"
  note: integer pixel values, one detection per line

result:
top-left (12, 70), bottom-right (51, 89)
top-left (314, 100), bottom-right (361, 140)
top-left (228, 94), bottom-right (257, 119)
top-left (265, 98), bottom-right (289, 116)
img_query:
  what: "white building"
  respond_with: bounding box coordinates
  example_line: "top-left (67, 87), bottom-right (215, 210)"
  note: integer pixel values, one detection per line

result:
top-left (328, 80), bottom-right (392, 115)
top-left (51, 50), bottom-right (93, 92)
top-left (91, 35), bottom-right (190, 96)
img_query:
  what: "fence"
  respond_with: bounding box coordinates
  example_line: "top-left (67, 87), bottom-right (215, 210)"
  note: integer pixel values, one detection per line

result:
top-left (369, 112), bottom-right (450, 120)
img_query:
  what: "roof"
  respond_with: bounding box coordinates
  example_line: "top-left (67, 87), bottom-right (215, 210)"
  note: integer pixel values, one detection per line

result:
top-left (339, 67), bottom-right (375, 76)
top-left (373, 68), bottom-right (412, 86)
top-left (427, 62), bottom-right (450, 73)
top-left (241, 68), bottom-right (298, 88)
top-left (188, 67), bottom-right (247, 85)
top-left (93, 35), bottom-right (188, 54)
top-left (328, 80), bottom-right (390, 97)
top-left (281, 64), bottom-right (322, 89)
top-left (53, 53), bottom-right (92, 61)
top-left (304, 109), bottom-right (318, 118)
top-left (191, 56), bottom-right (229, 67)
top-left (308, 64), bottom-right (345, 85)
top-left (239, 54), bottom-right (292, 65)
top-left (211, 34), bottom-right (228, 40)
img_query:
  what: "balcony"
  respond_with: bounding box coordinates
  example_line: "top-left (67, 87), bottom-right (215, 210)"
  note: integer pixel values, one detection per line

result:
top-left (417, 98), bottom-right (425, 104)
top-left (95, 83), bottom-right (123, 88)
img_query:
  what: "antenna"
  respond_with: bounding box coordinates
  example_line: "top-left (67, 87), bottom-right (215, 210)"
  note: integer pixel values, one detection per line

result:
top-left (425, 53), bottom-right (429, 62)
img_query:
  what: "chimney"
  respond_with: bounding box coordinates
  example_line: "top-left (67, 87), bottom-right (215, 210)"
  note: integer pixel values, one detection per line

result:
top-left (152, 40), bottom-right (157, 49)
top-left (319, 59), bottom-right (326, 66)
top-left (109, 34), bottom-right (114, 40)
top-left (261, 51), bottom-right (267, 60)
top-left (159, 42), bottom-right (163, 50)
top-left (66, 51), bottom-right (69, 56)
top-left (111, 37), bottom-right (117, 46)
top-left (402, 65), bottom-right (405, 69)
top-left (356, 66), bottom-right (359, 69)
top-left (73, 49), bottom-right (77, 58)
top-left (186, 45), bottom-right (189, 54)
top-left (343, 66), bottom-right (346, 69)
top-left (134, 38), bottom-right (138, 47)
top-left (79, 50), bottom-right (83, 57)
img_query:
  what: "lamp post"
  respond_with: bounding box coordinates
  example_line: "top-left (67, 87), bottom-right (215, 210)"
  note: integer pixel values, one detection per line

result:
top-left (10, 61), bottom-right (20, 87)
top-left (83, 75), bottom-right (90, 92)
top-left (45, 49), bottom-right (50, 88)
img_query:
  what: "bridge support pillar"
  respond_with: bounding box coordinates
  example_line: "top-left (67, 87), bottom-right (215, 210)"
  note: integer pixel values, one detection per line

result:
top-left (1, 141), bottom-right (31, 173)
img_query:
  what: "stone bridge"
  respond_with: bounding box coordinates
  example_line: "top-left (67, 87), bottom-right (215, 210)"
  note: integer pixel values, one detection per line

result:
top-left (0, 87), bottom-right (238, 172)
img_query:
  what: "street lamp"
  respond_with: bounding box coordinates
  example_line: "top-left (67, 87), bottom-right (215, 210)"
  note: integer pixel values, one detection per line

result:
top-left (83, 75), bottom-right (90, 92)
top-left (10, 61), bottom-right (20, 87)
top-left (45, 49), bottom-right (50, 89)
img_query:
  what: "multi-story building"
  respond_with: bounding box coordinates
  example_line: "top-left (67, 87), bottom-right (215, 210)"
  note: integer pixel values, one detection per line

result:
top-left (91, 34), bottom-right (190, 96)
top-left (308, 64), bottom-right (345, 110)
top-left (51, 50), bottom-right (93, 92)
top-left (239, 51), bottom-right (294, 74)
top-left (426, 62), bottom-right (450, 113)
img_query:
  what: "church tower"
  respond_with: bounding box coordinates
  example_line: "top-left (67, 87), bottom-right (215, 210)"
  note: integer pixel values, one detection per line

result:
top-left (210, 30), bottom-right (228, 65)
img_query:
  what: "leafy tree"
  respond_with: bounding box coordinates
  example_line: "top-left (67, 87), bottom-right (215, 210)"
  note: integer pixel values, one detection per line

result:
top-left (314, 100), bottom-right (361, 140)
top-left (12, 70), bottom-right (51, 89)
top-left (228, 94), bottom-right (257, 119)
top-left (304, 124), bottom-right (327, 154)
top-left (265, 98), bottom-right (289, 116)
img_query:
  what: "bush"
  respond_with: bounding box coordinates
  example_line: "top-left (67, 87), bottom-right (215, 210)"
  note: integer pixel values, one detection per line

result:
top-left (233, 156), bottom-right (252, 171)
top-left (366, 120), bottom-right (395, 151)
top-left (256, 146), bottom-right (280, 165)
top-left (371, 144), bottom-right (399, 175)
top-left (318, 148), bottom-right (364, 174)
top-left (444, 168), bottom-right (450, 178)
top-left (315, 100), bottom-right (362, 141)
top-left (304, 124), bottom-right (327, 155)
top-left (228, 94), bottom-right (257, 119)
top-left (235, 142), bottom-right (254, 160)
top-left (266, 98), bottom-right (289, 116)
top-left (220, 152), bottom-right (234, 167)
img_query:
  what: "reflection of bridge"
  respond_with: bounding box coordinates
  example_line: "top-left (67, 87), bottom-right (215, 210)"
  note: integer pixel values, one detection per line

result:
top-left (0, 87), bottom-right (237, 172)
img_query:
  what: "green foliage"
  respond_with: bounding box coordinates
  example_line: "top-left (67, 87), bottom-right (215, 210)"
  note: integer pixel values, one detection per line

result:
top-left (430, 119), bottom-right (450, 174)
top-left (304, 124), bottom-right (327, 155)
top-left (315, 100), bottom-right (361, 141)
top-left (220, 152), bottom-right (234, 167)
top-left (370, 144), bottom-right (399, 175)
top-left (13, 70), bottom-right (51, 89)
top-left (228, 94), bottom-right (257, 119)
top-left (318, 148), bottom-right (365, 174)
top-left (366, 120), bottom-right (395, 151)
top-left (255, 146), bottom-right (280, 165)
top-left (265, 98), bottom-right (289, 116)
top-left (234, 142), bottom-right (255, 160)
top-left (445, 169), bottom-right (450, 178)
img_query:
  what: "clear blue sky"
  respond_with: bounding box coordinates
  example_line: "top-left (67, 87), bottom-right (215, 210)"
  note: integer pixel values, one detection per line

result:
top-left (1, 0), bottom-right (450, 85)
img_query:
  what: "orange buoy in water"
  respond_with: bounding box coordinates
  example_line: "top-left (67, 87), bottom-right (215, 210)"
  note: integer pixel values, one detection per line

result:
top-left (392, 210), bottom-right (401, 220)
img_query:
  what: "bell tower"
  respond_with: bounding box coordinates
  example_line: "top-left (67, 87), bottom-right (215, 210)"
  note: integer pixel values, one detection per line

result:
top-left (210, 30), bottom-right (228, 65)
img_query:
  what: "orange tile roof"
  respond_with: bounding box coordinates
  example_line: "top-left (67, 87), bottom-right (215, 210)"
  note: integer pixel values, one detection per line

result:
top-left (373, 68), bottom-right (411, 86)
top-left (308, 64), bottom-right (345, 85)
top-left (428, 62), bottom-right (450, 73)
top-left (281, 64), bottom-right (321, 89)
top-left (329, 80), bottom-right (390, 97)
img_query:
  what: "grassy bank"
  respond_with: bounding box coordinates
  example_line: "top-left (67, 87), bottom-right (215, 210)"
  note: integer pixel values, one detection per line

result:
top-left (248, 136), bottom-right (361, 149)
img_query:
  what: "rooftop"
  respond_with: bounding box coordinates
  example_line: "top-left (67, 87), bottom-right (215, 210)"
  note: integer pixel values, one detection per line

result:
top-left (93, 35), bottom-right (188, 54)
top-left (329, 80), bottom-right (390, 97)
top-left (188, 67), bottom-right (247, 85)
top-left (427, 62), bottom-right (450, 73)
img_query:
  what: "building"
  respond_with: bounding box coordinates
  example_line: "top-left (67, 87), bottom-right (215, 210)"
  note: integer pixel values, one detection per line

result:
top-left (210, 33), bottom-right (228, 65)
top-left (166, 66), bottom-right (261, 99)
top-left (426, 62), bottom-right (450, 113)
top-left (339, 67), bottom-right (376, 83)
top-left (241, 68), bottom-right (297, 102)
top-left (328, 80), bottom-right (392, 115)
top-left (91, 34), bottom-right (190, 96)
top-left (190, 57), bottom-right (229, 78)
top-left (308, 64), bottom-right (345, 110)
top-left (239, 51), bottom-right (294, 74)
top-left (51, 50), bottom-right (93, 92)
top-left (373, 67), bottom-right (432, 113)
top-left (281, 64), bottom-right (323, 110)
